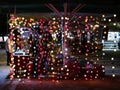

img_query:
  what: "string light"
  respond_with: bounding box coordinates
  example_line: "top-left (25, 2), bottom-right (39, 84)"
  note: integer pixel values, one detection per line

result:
top-left (8, 14), bottom-right (110, 80)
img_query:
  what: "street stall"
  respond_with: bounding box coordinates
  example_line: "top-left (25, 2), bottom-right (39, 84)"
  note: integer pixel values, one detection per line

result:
top-left (8, 15), bottom-right (105, 80)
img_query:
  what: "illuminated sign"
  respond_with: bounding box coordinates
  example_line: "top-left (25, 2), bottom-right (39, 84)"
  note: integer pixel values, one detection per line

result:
top-left (108, 32), bottom-right (120, 41)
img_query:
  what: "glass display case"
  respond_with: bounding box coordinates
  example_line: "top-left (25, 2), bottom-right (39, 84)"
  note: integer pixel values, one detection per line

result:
top-left (13, 27), bottom-right (33, 56)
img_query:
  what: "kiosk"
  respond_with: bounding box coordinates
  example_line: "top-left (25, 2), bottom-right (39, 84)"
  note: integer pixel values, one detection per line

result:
top-left (10, 27), bottom-right (33, 78)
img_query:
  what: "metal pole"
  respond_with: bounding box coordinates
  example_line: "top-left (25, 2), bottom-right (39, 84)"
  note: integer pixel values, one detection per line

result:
top-left (61, 17), bottom-right (65, 65)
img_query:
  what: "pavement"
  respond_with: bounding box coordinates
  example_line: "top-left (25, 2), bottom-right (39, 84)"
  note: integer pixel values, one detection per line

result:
top-left (0, 74), bottom-right (120, 90)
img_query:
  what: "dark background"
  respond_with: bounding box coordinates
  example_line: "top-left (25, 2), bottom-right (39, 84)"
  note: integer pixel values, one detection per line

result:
top-left (0, 0), bottom-right (120, 35)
